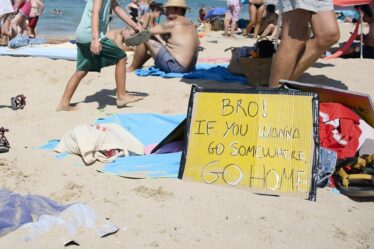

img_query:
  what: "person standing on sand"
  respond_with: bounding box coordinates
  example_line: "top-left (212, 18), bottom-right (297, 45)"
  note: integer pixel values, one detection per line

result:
top-left (224, 0), bottom-right (240, 38)
top-left (245, 0), bottom-right (265, 38)
top-left (27, 0), bottom-right (45, 38)
top-left (269, 0), bottom-right (340, 87)
top-left (57, 0), bottom-right (143, 111)
top-left (127, 0), bottom-right (199, 74)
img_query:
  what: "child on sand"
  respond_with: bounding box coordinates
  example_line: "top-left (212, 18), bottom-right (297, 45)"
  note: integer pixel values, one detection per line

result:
top-left (57, 0), bottom-right (143, 111)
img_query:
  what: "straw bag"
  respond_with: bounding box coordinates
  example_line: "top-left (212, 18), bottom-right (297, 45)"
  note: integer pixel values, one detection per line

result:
top-left (226, 37), bottom-right (275, 85)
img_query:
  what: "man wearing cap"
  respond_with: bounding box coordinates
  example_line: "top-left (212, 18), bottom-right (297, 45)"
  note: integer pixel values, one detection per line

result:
top-left (269, 0), bottom-right (340, 87)
top-left (128, 0), bottom-right (199, 73)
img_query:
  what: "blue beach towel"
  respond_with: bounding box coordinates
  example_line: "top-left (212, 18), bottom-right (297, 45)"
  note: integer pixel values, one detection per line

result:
top-left (135, 63), bottom-right (248, 84)
top-left (100, 152), bottom-right (182, 178)
top-left (39, 114), bottom-right (185, 178)
top-left (96, 114), bottom-right (185, 178)
top-left (96, 113), bottom-right (185, 145)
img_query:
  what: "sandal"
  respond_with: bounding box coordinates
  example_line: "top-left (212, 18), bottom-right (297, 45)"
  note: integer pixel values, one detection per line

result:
top-left (124, 30), bottom-right (151, 47)
top-left (11, 94), bottom-right (26, 110)
top-left (0, 127), bottom-right (10, 153)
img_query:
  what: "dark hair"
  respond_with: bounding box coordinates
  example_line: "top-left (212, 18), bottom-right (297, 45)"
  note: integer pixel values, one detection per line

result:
top-left (150, 2), bottom-right (163, 11)
top-left (266, 4), bottom-right (275, 13)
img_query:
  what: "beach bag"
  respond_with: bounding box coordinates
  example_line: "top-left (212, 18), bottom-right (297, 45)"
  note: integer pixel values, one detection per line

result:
top-left (333, 154), bottom-right (374, 198)
top-left (226, 37), bottom-right (275, 85)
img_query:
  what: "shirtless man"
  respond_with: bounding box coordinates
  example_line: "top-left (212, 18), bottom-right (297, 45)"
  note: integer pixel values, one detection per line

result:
top-left (128, 0), bottom-right (199, 73)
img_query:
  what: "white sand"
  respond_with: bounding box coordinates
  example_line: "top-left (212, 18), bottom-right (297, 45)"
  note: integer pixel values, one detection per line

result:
top-left (0, 24), bottom-right (374, 248)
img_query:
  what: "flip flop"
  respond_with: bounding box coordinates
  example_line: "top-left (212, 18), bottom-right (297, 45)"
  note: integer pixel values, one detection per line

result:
top-left (11, 94), bottom-right (26, 110)
top-left (0, 127), bottom-right (10, 153)
top-left (124, 30), bottom-right (151, 47)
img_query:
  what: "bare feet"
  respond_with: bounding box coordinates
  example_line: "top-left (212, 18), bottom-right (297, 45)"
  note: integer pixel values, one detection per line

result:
top-left (126, 66), bottom-right (136, 72)
top-left (116, 95), bottom-right (143, 108)
top-left (56, 105), bottom-right (77, 112)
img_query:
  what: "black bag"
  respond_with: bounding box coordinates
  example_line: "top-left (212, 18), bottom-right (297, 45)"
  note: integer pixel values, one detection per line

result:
top-left (334, 154), bottom-right (374, 198)
top-left (255, 36), bottom-right (275, 58)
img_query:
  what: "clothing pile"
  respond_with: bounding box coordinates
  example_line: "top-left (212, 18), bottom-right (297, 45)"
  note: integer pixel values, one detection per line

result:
top-left (318, 103), bottom-right (374, 198)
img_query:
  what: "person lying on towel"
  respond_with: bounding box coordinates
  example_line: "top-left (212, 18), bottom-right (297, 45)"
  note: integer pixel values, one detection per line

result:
top-left (127, 0), bottom-right (199, 74)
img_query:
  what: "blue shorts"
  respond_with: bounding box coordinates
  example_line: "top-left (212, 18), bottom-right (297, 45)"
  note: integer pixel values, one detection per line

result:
top-left (155, 46), bottom-right (193, 73)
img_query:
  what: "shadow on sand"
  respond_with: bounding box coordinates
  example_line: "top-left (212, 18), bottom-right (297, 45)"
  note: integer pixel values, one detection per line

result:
top-left (298, 73), bottom-right (348, 90)
top-left (83, 89), bottom-right (149, 109)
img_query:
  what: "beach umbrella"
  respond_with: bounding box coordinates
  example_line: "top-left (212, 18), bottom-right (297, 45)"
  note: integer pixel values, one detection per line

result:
top-left (205, 7), bottom-right (226, 20)
top-left (333, 0), bottom-right (371, 6)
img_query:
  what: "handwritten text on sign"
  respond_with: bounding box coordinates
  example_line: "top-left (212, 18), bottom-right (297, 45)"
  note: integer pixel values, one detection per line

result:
top-left (183, 93), bottom-right (314, 196)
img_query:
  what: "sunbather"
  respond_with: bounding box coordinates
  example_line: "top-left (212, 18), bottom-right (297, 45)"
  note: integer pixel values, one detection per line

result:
top-left (128, 0), bottom-right (199, 74)
top-left (257, 4), bottom-right (278, 39)
top-left (140, 2), bottom-right (163, 29)
top-left (106, 28), bottom-right (136, 52)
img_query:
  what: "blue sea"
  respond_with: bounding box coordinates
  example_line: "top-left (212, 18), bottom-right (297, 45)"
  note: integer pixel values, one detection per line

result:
top-left (38, 0), bottom-right (250, 38)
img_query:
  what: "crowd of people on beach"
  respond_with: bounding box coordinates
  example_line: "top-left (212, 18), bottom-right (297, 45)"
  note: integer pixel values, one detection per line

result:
top-left (0, 0), bottom-right (45, 46)
top-left (0, 0), bottom-right (374, 110)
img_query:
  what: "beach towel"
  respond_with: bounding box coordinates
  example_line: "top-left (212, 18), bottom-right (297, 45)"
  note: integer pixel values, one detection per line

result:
top-left (55, 123), bottom-right (145, 165)
top-left (95, 113), bottom-right (186, 145)
top-left (0, 189), bottom-right (68, 237)
top-left (0, 45), bottom-right (77, 60)
top-left (100, 152), bottom-right (182, 178)
top-left (135, 63), bottom-right (248, 84)
top-left (96, 113), bottom-right (186, 178)
top-left (39, 114), bottom-right (185, 178)
top-left (319, 103), bottom-right (362, 158)
top-left (0, 189), bottom-right (118, 245)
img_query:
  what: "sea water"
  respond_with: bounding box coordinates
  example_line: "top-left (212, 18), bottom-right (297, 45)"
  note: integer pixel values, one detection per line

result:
top-left (37, 0), bottom-right (250, 38)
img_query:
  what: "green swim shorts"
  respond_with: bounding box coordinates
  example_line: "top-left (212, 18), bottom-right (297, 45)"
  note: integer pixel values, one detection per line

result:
top-left (76, 37), bottom-right (126, 72)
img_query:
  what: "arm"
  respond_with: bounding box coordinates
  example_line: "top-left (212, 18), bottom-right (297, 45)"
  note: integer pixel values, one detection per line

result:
top-left (141, 13), bottom-right (151, 29)
top-left (91, 0), bottom-right (102, 54)
top-left (149, 20), bottom-right (175, 35)
top-left (112, 0), bottom-right (139, 31)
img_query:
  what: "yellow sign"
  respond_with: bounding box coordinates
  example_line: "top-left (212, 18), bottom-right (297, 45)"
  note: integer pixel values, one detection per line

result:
top-left (181, 88), bottom-right (318, 199)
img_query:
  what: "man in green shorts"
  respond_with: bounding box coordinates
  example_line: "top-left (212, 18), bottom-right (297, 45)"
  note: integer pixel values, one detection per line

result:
top-left (269, 0), bottom-right (340, 87)
top-left (57, 0), bottom-right (143, 111)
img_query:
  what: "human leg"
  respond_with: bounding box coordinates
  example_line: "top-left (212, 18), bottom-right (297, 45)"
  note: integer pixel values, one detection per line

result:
top-left (269, 9), bottom-right (311, 87)
top-left (290, 10), bottom-right (339, 80)
top-left (224, 14), bottom-right (231, 37)
top-left (115, 57), bottom-right (143, 107)
top-left (245, 5), bottom-right (257, 35)
top-left (253, 5), bottom-right (265, 38)
top-left (261, 23), bottom-right (275, 37)
top-left (56, 71), bottom-right (88, 111)
top-left (10, 14), bottom-right (23, 38)
top-left (127, 43), bottom-right (151, 71)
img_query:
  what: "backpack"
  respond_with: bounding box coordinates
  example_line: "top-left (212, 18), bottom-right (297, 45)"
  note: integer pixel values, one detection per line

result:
top-left (333, 154), bottom-right (374, 198)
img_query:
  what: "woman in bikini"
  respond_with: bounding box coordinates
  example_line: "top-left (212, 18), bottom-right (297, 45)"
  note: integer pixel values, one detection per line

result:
top-left (245, 0), bottom-right (265, 38)
top-left (125, 0), bottom-right (139, 24)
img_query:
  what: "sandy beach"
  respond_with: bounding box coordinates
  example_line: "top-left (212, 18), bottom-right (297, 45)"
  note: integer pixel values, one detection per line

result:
top-left (1, 23), bottom-right (374, 248)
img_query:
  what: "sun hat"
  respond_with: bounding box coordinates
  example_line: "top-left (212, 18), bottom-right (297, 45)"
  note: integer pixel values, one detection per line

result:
top-left (164, 0), bottom-right (190, 9)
